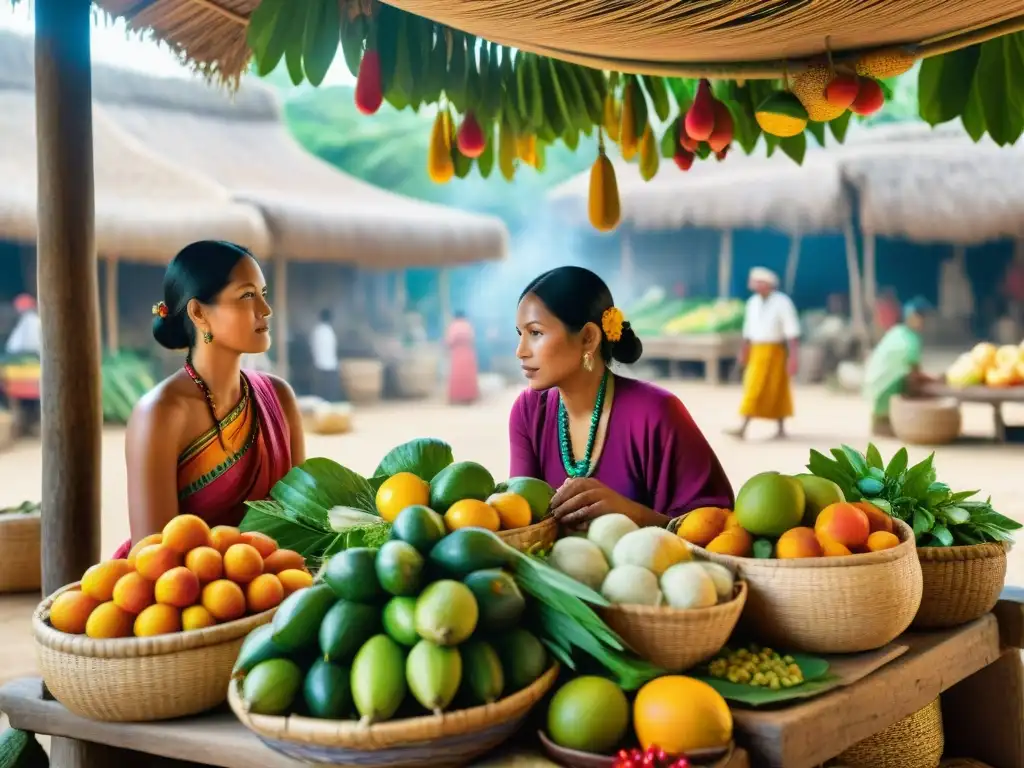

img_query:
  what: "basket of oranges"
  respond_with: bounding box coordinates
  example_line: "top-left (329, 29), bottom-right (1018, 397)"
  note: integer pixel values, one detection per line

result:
top-left (33, 515), bottom-right (313, 722)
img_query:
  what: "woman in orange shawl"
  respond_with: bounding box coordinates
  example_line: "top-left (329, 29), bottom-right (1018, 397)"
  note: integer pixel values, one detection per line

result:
top-left (113, 241), bottom-right (305, 558)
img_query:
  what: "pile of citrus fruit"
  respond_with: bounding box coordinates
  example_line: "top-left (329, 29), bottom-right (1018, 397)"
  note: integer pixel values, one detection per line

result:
top-left (48, 515), bottom-right (313, 639)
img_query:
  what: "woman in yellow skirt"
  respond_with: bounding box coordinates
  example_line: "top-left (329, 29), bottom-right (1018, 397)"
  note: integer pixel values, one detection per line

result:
top-left (728, 267), bottom-right (801, 440)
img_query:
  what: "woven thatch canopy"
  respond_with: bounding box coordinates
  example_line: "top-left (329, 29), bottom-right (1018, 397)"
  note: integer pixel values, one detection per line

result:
top-left (94, 0), bottom-right (1024, 80)
top-left (0, 32), bottom-right (270, 263)
top-left (550, 122), bottom-right (1024, 246)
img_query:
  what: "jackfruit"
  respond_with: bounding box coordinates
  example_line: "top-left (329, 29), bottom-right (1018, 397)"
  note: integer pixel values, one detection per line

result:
top-left (790, 64), bottom-right (846, 122)
top-left (855, 48), bottom-right (915, 79)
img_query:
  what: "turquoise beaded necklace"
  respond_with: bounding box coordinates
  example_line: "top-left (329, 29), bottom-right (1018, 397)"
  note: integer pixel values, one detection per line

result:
top-left (558, 369), bottom-right (609, 478)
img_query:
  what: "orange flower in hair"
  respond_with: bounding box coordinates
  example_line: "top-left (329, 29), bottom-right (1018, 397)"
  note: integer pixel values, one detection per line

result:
top-left (601, 306), bottom-right (624, 342)
top-left (152, 301), bottom-right (168, 319)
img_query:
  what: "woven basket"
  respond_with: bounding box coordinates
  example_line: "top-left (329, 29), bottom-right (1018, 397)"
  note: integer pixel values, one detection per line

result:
top-left (693, 518), bottom-right (922, 653)
top-left (340, 358), bottom-right (385, 404)
top-left (0, 510), bottom-right (41, 593)
top-left (394, 354), bottom-right (439, 399)
top-left (939, 761), bottom-right (993, 767)
top-left (229, 664), bottom-right (559, 767)
top-left (34, 581), bottom-right (276, 722)
top-left (890, 395), bottom-right (961, 446)
top-left (598, 582), bottom-right (747, 671)
top-left (305, 405), bottom-right (354, 436)
top-left (497, 517), bottom-right (558, 553)
top-left (912, 542), bottom-right (1008, 629)
top-left (832, 698), bottom-right (944, 768)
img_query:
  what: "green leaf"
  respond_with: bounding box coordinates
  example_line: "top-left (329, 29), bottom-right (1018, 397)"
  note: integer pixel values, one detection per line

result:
top-left (950, 489), bottom-right (981, 503)
top-left (975, 36), bottom-right (1024, 146)
top-left (865, 444), bottom-right (884, 471)
top-left (729, 86), bottom-right (762, 154)
top-left (884, 447), bottom-right (909, 481)
top-left (918, 46), bottom-right (981, 126)
top-left (807, 450), bottom-right (853, 490)
top-left (828, 111), bottom-right (852, 143)
top-left (931, 523), bottom-right (955, 547)
top-left (805, 119), bottom-right (827, 147)
top-left (961, 72), bottom-right (987, 141)
top-left (764, 132), bottom-right (779, 157)
top-left (373, 437), bottom-right (454, 482)
top-left (867, 498), bottom-right (893, 515)
top-left (666, 78), bottom-right (694, 112)
top-left (271, 458), bottom-right (377, 516)
top-left (902, 454), bottom-right (936, 500)
top-left (240, 501), bottom-right (339, 563)
top-left (695, 654), bottom-right (836, 706)
top-left (659, 120), bottom-right (678, 159)
top-left (941, 506), bottom-right (971, 525)
top-left (779, 132), bottom-right (806, 164)
top-left (912, 506), bottom-right (936, 538)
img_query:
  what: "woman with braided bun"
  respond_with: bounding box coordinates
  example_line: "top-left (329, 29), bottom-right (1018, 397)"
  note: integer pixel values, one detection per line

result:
top-left (113, 241), bottom-right (305, 558)
top-left (510, 266), bottom-right (733, 530)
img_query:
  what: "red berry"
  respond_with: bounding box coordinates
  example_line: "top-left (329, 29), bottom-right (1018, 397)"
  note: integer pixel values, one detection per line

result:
top-left (618, 750), bottom-right (631, 761)
top-left (655, 748), bottom-right (668, 762)
top-left (630, 749), bottom-right (644, 760)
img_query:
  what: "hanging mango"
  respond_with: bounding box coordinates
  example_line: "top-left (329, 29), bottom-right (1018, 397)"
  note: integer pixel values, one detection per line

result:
top-left (588, 132), bottom-right (621, 232)
top-left (427, 111), bottom-right (455, 184)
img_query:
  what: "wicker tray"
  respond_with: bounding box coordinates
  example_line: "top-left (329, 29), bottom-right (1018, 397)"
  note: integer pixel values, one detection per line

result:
top-left (497, 517), bottom-right (558, 553)
top-left (229, 664), bottom-right (559, 767)
top-left (693, 519), bottom-right (923, 654)
top-left (34, 581), bottom-right (276, 722)
top-left (598, 582), bottom-right (747, 671)
top-left (0, 510), bottom-right (41, 593)
top-left (832, 697), bottom-right (943, 768)
top-left (912, 542), bottom-right (1008, 630)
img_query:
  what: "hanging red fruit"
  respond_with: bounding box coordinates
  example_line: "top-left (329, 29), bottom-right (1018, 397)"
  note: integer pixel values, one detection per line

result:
top-left (824, 72), bottom-right (861, 110)
top-left (673, 145), bottom-right (694, 171)
top-left (456, 112), bottom-right (487, 158)
top-left (850, 77), bottom-right (885, 116)
top-left (355, 50), bottom-right (383, 115)
top-left (707, 102), bottom-right (734, 153)
top-left (684, 79), bottom-right (715, 141)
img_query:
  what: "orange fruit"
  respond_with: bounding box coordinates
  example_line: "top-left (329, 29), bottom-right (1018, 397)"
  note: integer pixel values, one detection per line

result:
top-left (816, 532), bottom-right (852, 557)
top-left (634, 676), bottom-right (732, 753)
top-left (134, 544), bottom-right (181, 582)
top-left (182, 605), bottom-right (218, 631)
top-left (81, 559), bottom-right (134, 602)
top-left (240, 531), bottom-right (278, 559)
top-left (126, 533), bottom-right (162, 565)
top-left (723, 512), bottom-right (743, 532)
top-left (866, 530), bottom-right (900, 552)
top-left (262, 549), bottom-right (306, 574)
top-left (246, 574), bottom-right (285, 614)
top-left (201, 579), bottom-right (247, 622)
top-left (223, 543), bottom-right (264, 584)
top-left (705, 529), bottom-right (753, 557)
top-left (49, 590), bottom-right (100, 634)
top-left (277, 569), bottom-right (314, 596)
top-left (154, 566), bottom-right (201, 608)
top-left (161, 514), bottom-right (212, 554)
top-left (678, 507), bottom-right (729, 547)
top-left (486, 492), bottom-right (532, 530)
top-left (184, 546), bottom-right (224, 583)
top-left (815, 503), bottom-right (870, 549)
top-left (375, 472), bottom-right (430, 522)
top-left (134, 604), bottom-right (182, 637)
top-left (111, 572), bottom-right (155, 614)
top-left (85, 601), bottom-right (135, 639)
top-left (850, 501), bottom-right (894, 534)
top-left (209, 525), bottom-right (244, 554)
top-left (775, 527), bottom-right (823, 559)
top-left (443, 499), bottom-right (501, 532)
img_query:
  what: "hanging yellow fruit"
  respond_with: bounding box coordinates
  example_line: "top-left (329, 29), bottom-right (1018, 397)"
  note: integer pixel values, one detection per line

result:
top-left (428, 111), bottom-right (455, 184)
top-left (498, 120), bottom-right (517, 182)
top-left (619, 83), bottom-right (638, 160)
top-left (517, 134), bottom-right (538, 168)
top-left (638, 124), bottom-right (659, 181)
top-left (603, 93), bottom-right (621, 143)
top-left (588, 141), bottom-right (621, 232)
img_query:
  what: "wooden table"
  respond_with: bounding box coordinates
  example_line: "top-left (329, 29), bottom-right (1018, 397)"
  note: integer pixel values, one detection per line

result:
top-left (3, 599), bottom-right (1022, 768)
top-left (642, 334), bottom-right (743, 385)
top-left (915, 381), bottom-right (1024, 443)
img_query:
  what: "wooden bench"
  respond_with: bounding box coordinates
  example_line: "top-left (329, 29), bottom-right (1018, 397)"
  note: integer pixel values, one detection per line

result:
top-left (915, 382), bottom-right (1024, 443)
top-left (642, 334), bottom-right (743, 385)
top-left (3, 599), bottom-right (1023, 768)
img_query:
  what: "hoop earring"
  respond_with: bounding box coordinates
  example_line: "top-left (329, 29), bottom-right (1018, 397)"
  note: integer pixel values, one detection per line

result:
top-left (202, 331), bottom-right (214, 344)
top-left (582, 351), bottom-right (595, 372)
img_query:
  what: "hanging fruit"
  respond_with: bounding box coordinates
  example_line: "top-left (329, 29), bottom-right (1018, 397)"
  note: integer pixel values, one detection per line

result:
top-left (855, 48), bottom-right (915, 78)
top-left (678, 120), bottom-right (699, 152)
top-left (588, 135), bottom-right (620, 232)
top-left (755, 92), bottom-right (809, 137)
top-left (355, 49), bottom-right (383, 115)
top-left (850, 77), bottom-right (885, 116)
top-left (638, 125), bottom-right (659, 181)
top-left (790, 63), bottom-right (846, 122)
top-left (427, 111), bottom-right (455, 184)
top-left (715, 146), bottom-right (730, 162)
top-left (619, 80), bottom-right (639, 160)
top-left (824, 72), bottom-right (861, 110)
top-left (603, 93), bottom-right (621, 143)
top-left (707, 102), bottom-right (734, 153)
top-left (684, 79), bottom-right (715, 141)
top-left (457, 112), bottom-right (487, 158)
top-left (673, 145), bottom-right (694, 172)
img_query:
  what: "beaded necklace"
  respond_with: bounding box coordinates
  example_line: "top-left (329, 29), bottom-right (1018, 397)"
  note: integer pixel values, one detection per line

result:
top-left (184, 355), bottom-right (247, 455)
top-left (558, 369), bottom-right (609, 478)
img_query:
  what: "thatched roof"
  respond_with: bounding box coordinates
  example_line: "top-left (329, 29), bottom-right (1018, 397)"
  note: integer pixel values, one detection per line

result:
top-left (2, 31), bottom-right (508, 269)
top-left (549, 122), bottom-right (1024, 245)
top-left (94, 0), bottom-right (1023, 80)
top-left (0, 33), bottom-right (270, 263)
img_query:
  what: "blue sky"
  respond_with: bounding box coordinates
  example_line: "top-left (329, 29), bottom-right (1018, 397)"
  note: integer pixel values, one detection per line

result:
top-left (0, 3), bottom-right (355, 84)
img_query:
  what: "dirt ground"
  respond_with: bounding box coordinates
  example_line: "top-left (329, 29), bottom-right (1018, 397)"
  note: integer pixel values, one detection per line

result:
top-left (1, 379), bottom-right (1022, 692)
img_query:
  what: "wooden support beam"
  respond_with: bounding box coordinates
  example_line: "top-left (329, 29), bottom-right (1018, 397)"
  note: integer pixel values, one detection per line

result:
top-left (105, 257), bottom-right (119, 354)
top-left (35, 0), bottom-right (102, 594)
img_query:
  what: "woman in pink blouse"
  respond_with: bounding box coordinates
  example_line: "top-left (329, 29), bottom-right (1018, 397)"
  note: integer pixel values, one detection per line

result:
top-left (510, 267), bottom-right (734, 529)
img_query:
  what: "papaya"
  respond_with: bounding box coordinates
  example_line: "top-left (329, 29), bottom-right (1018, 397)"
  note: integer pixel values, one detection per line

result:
top-left (414, 580), bottom-right (478, 646)
top-left (427, 112), bottom-right (455, 184)
top-left (241, 658), bottom-right (303, 715)
top-left (638, 124), bottom-right (659, 182)
top-left (587, 148), bottom-right (620, 232)
top-left (303, 658), bottom-right (353, 719)
top-left (351, 634), bottom-right (407, 723)
top-left (463, 569), bottom-right (525, 632)
top-left (232, 623), bottom-right (287, 679)
top-left (429, 461), bottom-right (496, 514)
top-left (271, 583), bottom-right (337, 652)
top-left (460, 639), bottom-right (505, 704)
top-left (619, 79), bottom-right (639, 160)
top-left (428, 527), bottom-right (516, 578)
top-left (494, 477), bottom-right (555, 522)
top-left (406, 639), bottom-right (462, 714)
top-left (382, 596), bottom-right (420, 646)
top-left (322, 547), bottom-right (384, 603)
top-left (319, 599), bottom-right (381, 663)
top-left (375, 540), bottom-right (425, 597)
top-left (390, 505), bottom-right (447, 554)
top-left (492, 628), bottom-right (548, 692)
top-left (602, 93), bottom-right (620, 143)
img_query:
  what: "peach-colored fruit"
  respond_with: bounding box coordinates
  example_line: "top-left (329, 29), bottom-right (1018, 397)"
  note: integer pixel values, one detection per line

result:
top-left (154, 566), bottom-right (201, 608)
top-left (223, 543), bottom-right (264, 584)
top-left (262, 549), bottom-right (306, 574)
top-left (182, 605), bottom-right (218, 631)
top-left (50, 590), bottom-right (101, 634)
top-left (85, 601), bottom-right (134, 639)
top-left (111, 572), bottom-right (156, 614)
top-left (246, 573), bottom-right (285, 614)
top-left (678, 507), bottom-right (729, 547)
top-left (184, 546), bottom-right (224, 583)
top-left (240, 531), bottom-right (278, 558)
top-left (201, 579), bottom-right (247, 622)
top-left (126, 534), bottom-right (162, 565)
top-left (277, 569), bottom-right (314, 596)
top-left (209, 526), bottom-right (244, 554)
top-left (134, 544), bottom-right (182, 582)
top-left (723, 512), bottom-right (742, 532)
top-left (814, 502), bottom-right (870, 549)
top-left (816, 532), bottom-right (853, 557)
top-left (81, 559), bottom-right (134, 602)
top-left (161, 514), bottom-right (212, 554)
top-left (866, 530), bottom-right (900, 552)
top-left (134, 603), bottom-right (182, 637)
top-left (705, 528), bottom-right (753, 557)
top-left (776, 527), bottom-right (824, 559)
top-left (850, 501), bottom-right (894, 534)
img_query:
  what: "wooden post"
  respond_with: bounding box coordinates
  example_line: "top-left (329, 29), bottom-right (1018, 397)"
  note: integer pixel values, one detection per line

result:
top-left (842, 216), bottom-right (869, 354)
top-left (105, 257), bottom-right (119, 354)
top-left (273, 256), bottom-right (289, 380)
top-left (35, 0), bottom-right (102, 594)
top-left (717, 230), bottom-right (733, 299)
top-left (784, 235), bottom-right (802, 295)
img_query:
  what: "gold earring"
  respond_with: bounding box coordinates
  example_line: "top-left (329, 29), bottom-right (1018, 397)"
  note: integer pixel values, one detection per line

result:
top-left (202, 331), bottom-right (213, 344)
top-left (582, 352), bottom-right (594, 372)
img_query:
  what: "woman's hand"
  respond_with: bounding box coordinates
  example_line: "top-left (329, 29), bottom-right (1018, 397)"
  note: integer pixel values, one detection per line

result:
top-left (550, 478), bottom-right (630, 529)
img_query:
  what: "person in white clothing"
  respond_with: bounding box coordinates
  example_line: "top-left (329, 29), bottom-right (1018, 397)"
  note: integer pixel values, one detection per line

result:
top-left (727, 267), bottom-right (801, 440)
top-left (4, 294), bottom-right (41, 357)
top-left (309, 309), bottom-right (344, 402)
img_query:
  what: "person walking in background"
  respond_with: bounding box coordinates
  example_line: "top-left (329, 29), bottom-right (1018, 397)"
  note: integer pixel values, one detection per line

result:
top-left (309, 308), bottom-right (344, 402)
top-left (446, 311), bottom-right (479, 405)
top-left (4, 294), bottom-right (41, 357)
top-left (728, 267), bottom-right (801, 440)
